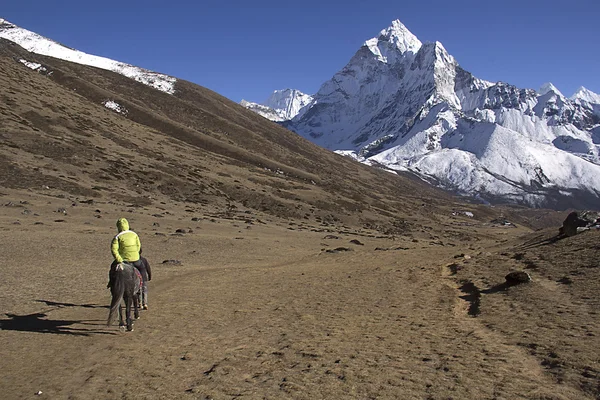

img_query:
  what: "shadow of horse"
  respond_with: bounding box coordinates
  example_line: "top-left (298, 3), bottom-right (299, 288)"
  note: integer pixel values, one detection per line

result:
top-left (0, 312), bottom-right (115, 336)
top-left (36, 300), bottom-right (109, 309)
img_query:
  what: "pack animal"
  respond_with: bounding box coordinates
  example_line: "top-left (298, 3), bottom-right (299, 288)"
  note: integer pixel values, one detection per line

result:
top-left (107, 262), bottom-right (142, 331)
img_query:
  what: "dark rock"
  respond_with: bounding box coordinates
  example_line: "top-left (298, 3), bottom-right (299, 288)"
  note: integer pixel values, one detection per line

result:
top-left (162, 259), bottom-right (182, 266)
top-left (349, 239), bottom-right (364, 245)
top-left (175, 229), bottom-right (187, 233)
top-left (323, 235), bottom-right (340, 239)
top-left (559, 211), bottom-right (599, 237)
top-left (324, 247), bottom-right (353, 254)
top-left (505, 271), bottom-right (532, 284)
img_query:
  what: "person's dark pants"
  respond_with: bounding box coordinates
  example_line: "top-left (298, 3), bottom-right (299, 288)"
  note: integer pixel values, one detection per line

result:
top-left (108, 260), bottom-right (147, 305)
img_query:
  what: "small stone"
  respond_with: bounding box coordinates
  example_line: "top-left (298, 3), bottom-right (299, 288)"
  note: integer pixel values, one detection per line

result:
top-left (162, 259), bottom-right (182, 266)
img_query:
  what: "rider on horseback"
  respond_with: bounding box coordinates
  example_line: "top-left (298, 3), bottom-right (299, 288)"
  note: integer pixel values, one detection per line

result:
top-left (107, 218), bottom-right (150, 309)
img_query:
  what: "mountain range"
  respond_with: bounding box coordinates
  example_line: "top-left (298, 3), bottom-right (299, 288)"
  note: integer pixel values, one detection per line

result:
top-left (2, 17), bottom-right (496, 234)
top-left (243, 20), bottom-right (600, 210)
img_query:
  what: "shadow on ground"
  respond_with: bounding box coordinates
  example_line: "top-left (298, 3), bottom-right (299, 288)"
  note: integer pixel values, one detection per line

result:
top-left (36, 299), bottom-right (109, 309)
top-left (0, 312), bottom-right (115, 336)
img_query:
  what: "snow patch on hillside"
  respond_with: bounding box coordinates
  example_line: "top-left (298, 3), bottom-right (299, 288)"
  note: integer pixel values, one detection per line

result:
top-left (103, 100), bottom-right (128, 115)
top-left (1, 19), bottom-right (176, 94)
top-left (18, 58), bottom-right (46, 72)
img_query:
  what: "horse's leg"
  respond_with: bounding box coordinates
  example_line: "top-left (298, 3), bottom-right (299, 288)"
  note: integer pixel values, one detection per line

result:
top-left (118, 302), bottom-right (125, 332)
top-left (125, 295), bottom-right (134, 331)
top-left (134, 290), bottom-right (140, 320)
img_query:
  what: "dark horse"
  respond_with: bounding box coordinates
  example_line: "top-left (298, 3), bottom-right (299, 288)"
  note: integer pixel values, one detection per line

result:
top-left (107, 262), bottom-right (141, 331)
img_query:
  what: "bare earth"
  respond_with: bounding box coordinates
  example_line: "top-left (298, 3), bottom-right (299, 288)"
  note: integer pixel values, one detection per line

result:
top-left (1, 189), bottom-right (598, 400)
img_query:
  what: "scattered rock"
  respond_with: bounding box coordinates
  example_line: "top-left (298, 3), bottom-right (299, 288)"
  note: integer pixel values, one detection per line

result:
top-left (56, 208), bottom-right (67, 215)
top-left (505, 271), bottom-right (532, 285)
top-left (323, 235), bottom-right (340, 239)
top-left (162, 259), bottom-right (182, 266)
top-left (324, 247), bottom-right (353, 254)
top-left (175, 229), bottom-right (187, 234)
top-left (558, 277), bottom-right (573, 285)
top-left (490, 218), bottom-right (516, 227)
top-left (349, 239), bottom-right (364, 245)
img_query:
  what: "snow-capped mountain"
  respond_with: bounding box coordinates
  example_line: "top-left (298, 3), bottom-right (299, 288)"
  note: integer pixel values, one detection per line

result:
top-left (241, 89), bottom-right (313, 122)
top-left (271, 20), bottom-right (600, 209)
top-left (0, 18), bottom-right (176, 94)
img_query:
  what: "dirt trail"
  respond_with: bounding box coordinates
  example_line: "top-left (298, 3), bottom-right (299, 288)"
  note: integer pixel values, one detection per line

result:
top-left (0, 193), bottom-right (596, 399)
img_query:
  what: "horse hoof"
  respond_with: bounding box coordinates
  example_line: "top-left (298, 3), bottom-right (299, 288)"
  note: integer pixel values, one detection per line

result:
top-left (127, 326), bottom-right (134, 332)
top-left (135, 315), bottom-right (140, 320)
top-left (119, 325), bottom-right (126, 332)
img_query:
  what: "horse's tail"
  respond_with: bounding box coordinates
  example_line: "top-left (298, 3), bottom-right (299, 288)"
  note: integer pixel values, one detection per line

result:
top-left (107, 266), bottom-right (125, 326)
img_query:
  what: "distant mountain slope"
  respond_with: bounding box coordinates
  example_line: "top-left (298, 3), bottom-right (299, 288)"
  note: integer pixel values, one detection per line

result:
top-left (248, 20), bottom-right (600, 210)
top-left (241, 89), bottom-right (313, 121)
top-left (0, 18), bottom-right (176, 93)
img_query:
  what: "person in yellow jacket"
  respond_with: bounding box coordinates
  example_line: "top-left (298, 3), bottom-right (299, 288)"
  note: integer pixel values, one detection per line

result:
top-left (107, 218), bottom-right (150, 309)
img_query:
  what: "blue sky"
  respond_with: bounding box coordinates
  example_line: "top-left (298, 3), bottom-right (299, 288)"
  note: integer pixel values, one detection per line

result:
top-left (3, 0), bottom-right (599, 103)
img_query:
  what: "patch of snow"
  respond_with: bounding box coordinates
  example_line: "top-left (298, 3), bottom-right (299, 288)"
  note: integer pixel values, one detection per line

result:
top-left (18, 58), bottom-right (46, 72)
top-left (103, 100), bottom-right (127, 114)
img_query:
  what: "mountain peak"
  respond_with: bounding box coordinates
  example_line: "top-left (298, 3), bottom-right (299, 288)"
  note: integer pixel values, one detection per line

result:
top-left (571, 86), bottom-right (600, 104)
top-left (538, 82), bottom-right (563, 97)
top-left (364, 19), bottom-right (422, 59)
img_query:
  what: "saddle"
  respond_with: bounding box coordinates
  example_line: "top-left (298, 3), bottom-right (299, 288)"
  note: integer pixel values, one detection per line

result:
top-left (116, 262), bottom-right (143, 291)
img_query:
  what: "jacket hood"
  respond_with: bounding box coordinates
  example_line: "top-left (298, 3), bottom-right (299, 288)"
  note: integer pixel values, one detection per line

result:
top-left (116, 218), bottom-right (129, 232)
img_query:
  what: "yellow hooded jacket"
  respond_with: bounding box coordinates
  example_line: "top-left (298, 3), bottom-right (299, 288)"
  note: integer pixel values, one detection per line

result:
top-left (111, 218), bottom-right (141, 263)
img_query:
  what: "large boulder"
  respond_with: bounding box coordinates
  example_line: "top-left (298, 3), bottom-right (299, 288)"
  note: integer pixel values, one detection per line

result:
top-left (559, 211), bottom-right (599, 237)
